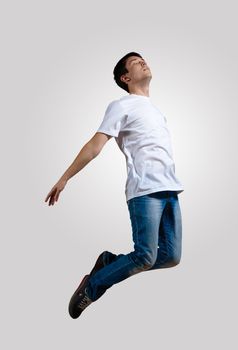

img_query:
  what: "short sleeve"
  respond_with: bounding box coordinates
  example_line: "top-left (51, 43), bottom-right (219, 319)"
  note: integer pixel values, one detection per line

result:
top-left (96, 100), bottom-right (125, 138)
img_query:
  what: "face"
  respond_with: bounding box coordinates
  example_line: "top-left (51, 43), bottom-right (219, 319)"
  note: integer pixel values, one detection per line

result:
top-left (121, 55), bottom-right (152, 85)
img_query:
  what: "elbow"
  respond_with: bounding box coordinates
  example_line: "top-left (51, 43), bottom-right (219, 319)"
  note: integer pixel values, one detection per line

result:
top-left (87, 132), bottom-right (111, 158)
top-left (86, 143), bottom-right (101, 158)
top-left (92, 148), bottom-right (101, 158)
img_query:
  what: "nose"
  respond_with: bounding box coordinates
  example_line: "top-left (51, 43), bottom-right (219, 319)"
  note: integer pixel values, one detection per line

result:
top-left (141, 61), bottom-right (148, 69)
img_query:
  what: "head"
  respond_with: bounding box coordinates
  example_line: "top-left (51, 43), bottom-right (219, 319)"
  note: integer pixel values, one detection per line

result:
top-left (113, 52), bottom-right (152, 93)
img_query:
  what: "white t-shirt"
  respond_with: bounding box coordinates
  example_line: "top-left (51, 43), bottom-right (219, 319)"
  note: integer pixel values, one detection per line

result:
top-left (97, 93), bottom-right (184, 202)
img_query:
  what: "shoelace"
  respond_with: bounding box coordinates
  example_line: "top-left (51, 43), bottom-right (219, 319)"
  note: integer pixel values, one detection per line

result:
top-left (77, 293), bottom-right (92, 310)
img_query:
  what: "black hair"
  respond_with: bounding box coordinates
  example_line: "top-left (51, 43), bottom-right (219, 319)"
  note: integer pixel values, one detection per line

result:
top-left (113, 52), bottom-right (143, 93)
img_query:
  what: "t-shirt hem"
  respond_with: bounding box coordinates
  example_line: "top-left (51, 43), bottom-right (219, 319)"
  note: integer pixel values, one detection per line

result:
top-left (126, 188), bottom-right (184, 202)
top-left (96, 129), bottom-right (118, 137)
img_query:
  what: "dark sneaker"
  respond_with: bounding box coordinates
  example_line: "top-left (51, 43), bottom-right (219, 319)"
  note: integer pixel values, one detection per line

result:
top-left (89, 250), bottom-right (119, 276)
top-left (68, 274), bottom-right (93, 319)
top-left (89, 251), bottom-right (107, 276)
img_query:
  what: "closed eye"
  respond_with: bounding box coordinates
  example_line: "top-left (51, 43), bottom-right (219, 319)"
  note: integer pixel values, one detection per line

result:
top-left (130, 58), bottom-right (146, 65)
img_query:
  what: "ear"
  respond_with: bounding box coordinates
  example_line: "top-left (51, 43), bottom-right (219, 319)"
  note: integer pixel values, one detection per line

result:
top-left (120, 74), bottom-right (131, 84)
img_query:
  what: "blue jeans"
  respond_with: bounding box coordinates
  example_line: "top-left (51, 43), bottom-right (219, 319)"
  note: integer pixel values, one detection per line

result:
top-left (86, 191), bottom-right (182, 301)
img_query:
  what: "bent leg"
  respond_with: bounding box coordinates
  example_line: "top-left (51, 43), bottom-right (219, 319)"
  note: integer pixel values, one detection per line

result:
top-left (86, 194), bottom-right (165, 301)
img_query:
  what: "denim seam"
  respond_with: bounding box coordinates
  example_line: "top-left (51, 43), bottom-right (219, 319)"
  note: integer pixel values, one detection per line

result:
top-left (157, 199), bottom-right (174, 266)
top-left (131, 197), bottom-right (140, 247)
top-left (130, 197), bottom-right (153, 269)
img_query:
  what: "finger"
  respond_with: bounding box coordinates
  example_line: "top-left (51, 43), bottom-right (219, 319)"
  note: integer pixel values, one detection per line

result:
top-left (53, 191), bottom-right (58, 202)
top-left (46, 188), bottom-right (56, 203)
top-left (52, 191), bottom-right (58, 205)
top-left (49, 195), bottom-right (54, 206)
top-left (45, 193), bottom-right (50, 202)
top-left (55, 191), bottom-right (61, 201)
top-left (45, 189), bottom-right (54, 202)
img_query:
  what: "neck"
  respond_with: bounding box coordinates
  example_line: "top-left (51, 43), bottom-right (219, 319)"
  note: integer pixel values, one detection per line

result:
top-left (128, 86), bottom-right (150, 97)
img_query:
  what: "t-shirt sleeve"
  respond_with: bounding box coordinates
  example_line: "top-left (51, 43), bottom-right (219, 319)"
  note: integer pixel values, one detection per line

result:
top-left (96, 100), bottom-right (125, 138)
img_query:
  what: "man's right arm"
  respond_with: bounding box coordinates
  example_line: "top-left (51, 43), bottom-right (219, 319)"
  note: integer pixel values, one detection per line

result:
top-left (59, 132), bottom-right (112, 182)
top-left (45, 132), bottom-right (112, 206)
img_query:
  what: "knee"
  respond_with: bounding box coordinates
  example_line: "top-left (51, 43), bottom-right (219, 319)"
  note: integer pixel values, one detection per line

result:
top-left (165, 254), bottom-right (181, 268)
top-left (133, 252), bottom-right (157, 271)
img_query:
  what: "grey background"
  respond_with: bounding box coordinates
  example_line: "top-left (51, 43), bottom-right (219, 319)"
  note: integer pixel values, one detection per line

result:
top-left (1, 0), bottom-right (237, 349)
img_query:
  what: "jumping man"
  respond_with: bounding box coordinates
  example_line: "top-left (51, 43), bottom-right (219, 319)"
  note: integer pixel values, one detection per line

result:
top-left (45, 52), bottom-right (184, 319)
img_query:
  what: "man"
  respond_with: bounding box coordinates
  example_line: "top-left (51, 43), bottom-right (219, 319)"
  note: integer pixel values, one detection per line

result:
top-left (45, 52), bottom-right (184, 319)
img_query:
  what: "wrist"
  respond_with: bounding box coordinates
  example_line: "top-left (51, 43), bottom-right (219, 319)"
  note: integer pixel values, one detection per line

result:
top-left (60, 176), bottom-right (69, 183)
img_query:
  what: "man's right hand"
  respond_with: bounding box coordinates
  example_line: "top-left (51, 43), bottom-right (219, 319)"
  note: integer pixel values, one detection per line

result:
top-left (45, 179), bottom-right (67, 206)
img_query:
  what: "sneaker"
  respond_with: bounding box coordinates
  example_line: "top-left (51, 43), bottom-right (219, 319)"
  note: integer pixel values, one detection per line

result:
top-left (89, 251), bottom-right (107, 276)
top-left (68, 274), bottom-right (93, 319)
